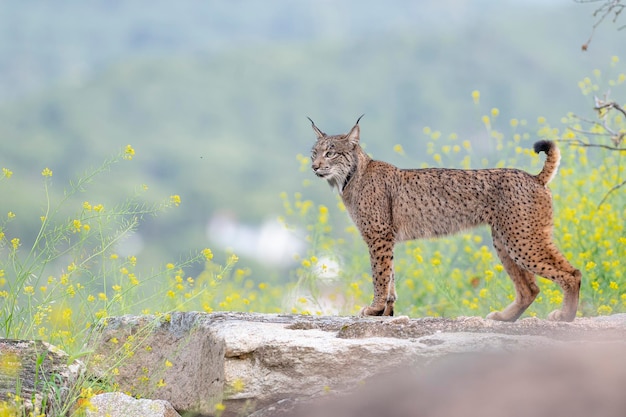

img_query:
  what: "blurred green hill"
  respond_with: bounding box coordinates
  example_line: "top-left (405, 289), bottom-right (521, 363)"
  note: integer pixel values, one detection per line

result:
top-left (0, 0), bottom-right (622, 276)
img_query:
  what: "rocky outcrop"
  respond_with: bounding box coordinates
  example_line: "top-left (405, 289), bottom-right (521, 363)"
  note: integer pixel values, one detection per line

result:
top-left (0, 339), bottom-right (83, 415)
top-left (86, 392), bottom-right (181, 417)
top-left (86, 312), bottom-right (626, 416)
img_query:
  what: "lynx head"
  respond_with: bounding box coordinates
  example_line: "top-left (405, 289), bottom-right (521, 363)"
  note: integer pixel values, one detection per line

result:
top-left (309, 115), bottom-right (363, 194)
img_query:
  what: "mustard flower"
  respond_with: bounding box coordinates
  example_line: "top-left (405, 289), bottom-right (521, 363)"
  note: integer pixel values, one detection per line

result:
top-left (41, 167), bottom-right (53, 177)
top-left (128, 273), bottom-right (139, 286)
top-left (232, 378), bottom-right (245, 392)
top-left (471, 90), bottom-right (480, 104)
top-left (124, 144), bottom-right (135, 160)
top-left (202, 248), bottom-right (213, 261)
top-left (170, 195), bottom-right (181, 207)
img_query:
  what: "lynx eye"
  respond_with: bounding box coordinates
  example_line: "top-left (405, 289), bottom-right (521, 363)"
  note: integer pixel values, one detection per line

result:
top-left (325, 151), bottom-right (336, 158)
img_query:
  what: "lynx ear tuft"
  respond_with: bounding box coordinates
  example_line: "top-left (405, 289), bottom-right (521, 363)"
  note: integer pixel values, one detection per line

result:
top-left (307, 117), bottom-right (326, 139)
top-left (346, 114), bottom-right (363, 145)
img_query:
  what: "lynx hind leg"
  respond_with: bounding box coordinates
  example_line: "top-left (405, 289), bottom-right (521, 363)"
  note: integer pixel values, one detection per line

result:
top-left (528, 244), bottom-right (581, 322)
top-left (360, 237), bottom-right (396, 317)
top-left (505, 232), bottom-right (581, 322)
top-left (486, 230), bottom-right (540, 322)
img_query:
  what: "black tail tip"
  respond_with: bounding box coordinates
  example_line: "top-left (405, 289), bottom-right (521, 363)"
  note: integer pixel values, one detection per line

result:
top-left (533, 140), bottom-right (554, 154)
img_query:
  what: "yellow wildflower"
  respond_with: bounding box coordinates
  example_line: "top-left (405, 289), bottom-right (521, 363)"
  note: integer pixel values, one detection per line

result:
top-left (471, 90), bottom-right (480, 104)
top-left (124, 144), bottom-right (135, 160)
top-left (202, 248), bottom-right (213, 261)
top-left (170, 195), bottom-right (181, 207)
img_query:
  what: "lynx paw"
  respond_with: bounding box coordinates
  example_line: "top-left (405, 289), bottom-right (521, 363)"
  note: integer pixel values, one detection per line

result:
top-left (359, 306), bottom-right (385, 317)
top-left (485, 311), bottom-right (505, 321)
top-left (547, 309), bottom-right (576, 322)
top-left (485, 310), bottom-right (518, 322)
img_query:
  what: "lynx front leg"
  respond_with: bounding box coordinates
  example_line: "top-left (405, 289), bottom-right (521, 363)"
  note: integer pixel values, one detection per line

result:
top-left (360, 237), bottom-right (396, 317)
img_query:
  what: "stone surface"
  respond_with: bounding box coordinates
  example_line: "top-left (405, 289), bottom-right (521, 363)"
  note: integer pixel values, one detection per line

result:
top-left (0, 339), bottom-right (83, 415)
top-left (86, 392), bottom-right (181, 417)
top-left (86, 313), bottom-right (225, 415)
top-left (287, 343), bottom-right (626, 417)
top-left (86, 312), bottom-right (626, 416)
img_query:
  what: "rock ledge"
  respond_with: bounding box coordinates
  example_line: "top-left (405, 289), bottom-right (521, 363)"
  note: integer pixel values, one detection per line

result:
top-left (87, 312), bottom-right (626, 416)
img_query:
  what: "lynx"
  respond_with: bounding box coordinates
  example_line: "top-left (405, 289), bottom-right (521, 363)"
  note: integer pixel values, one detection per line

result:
top-left (309, 116), bottom-right (581, 322)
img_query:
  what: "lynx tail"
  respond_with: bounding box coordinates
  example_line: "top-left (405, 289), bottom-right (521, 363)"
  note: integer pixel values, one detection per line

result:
top-left (534, 140), bottom-right (561, 186)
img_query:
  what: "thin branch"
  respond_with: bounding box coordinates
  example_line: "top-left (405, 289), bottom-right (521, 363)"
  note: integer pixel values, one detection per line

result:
top-left (597, 178), bottom-right (626, 208)
top-left (594, 101), bottom-right (626, 119)
top-left (557, 138), bottom-right (626, 151)
top-left (566, 126), bottom-right (613, 137)
top-left (578, 0), bottom-right (625, 50)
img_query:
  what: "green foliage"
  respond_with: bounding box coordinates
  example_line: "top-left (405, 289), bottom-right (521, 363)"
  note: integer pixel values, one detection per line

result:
top-left (0, 146), bottom-right (230, 353)
top-left (0, 145), bottom-right (246, 414)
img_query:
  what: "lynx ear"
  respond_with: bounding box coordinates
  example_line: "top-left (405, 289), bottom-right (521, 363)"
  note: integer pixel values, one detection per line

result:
top-left (346, 114), bottom-right (364, 145)
top-left (307, 117), bottom-right (326, 139)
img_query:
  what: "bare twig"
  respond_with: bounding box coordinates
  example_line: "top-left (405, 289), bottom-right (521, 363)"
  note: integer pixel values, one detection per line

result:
top-left (557, 138), bottom-right (626, 151)
top-left (562, 96), bottom-right (626, 208)
top-left (577, 0), bottom-right (625, 50)
top-left (594, 101), bottom-right (626, 119)
top-left (597, 178), bottom-right (626, 208)
top-left (567, 126), bottom-right (614, 137)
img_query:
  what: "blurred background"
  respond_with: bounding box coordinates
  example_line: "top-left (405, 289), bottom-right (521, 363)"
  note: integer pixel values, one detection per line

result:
top-left (0, 0), bottom-right (621, 281)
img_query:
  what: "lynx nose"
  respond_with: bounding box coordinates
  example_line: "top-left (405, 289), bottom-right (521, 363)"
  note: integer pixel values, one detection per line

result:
top-left (312, 162), bottom-right (320, 172)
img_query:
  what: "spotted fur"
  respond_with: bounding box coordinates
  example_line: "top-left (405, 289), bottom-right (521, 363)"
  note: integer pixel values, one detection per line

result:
top-left (309, 117), bottom-right (581, 322)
